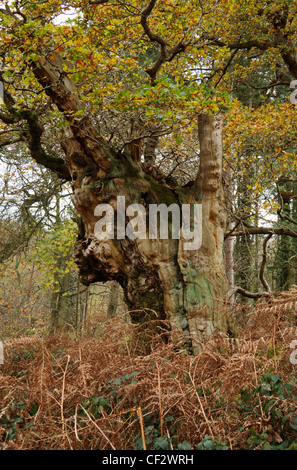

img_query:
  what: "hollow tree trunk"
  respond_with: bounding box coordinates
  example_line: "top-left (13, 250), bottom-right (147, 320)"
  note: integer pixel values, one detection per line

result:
top-left (31, 54), bottom-right (234, 353)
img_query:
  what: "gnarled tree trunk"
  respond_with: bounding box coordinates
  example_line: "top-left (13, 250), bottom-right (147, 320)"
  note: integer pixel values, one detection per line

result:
top-left (31, 53), bottom-right (234, 353)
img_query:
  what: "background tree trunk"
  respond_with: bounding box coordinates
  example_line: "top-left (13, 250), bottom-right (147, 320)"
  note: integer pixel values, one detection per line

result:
top-left (107, 281), bottom-right (120, 318)
top-left (273, 180), bottom-right (291, 290)
top-left (234, 166), bottom-right (254, 303)
top-left (49, 271), bottom-right (74, 334)
top-left (223, 165), bottom-right (235, 294)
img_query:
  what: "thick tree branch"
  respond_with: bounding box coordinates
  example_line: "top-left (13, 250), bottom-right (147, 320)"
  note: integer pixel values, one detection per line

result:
top-left (0, 1), bottom-right (26, 24)
top-left (0, 72), bottom-right (71, 180)
top-left (22, 110), bottom-right (71, 180)
top-left (231, 286), bottom-right (271, 299)
top-left (140, 0), bottom-right (187, 83)
top-left (141, 1), bottom-right (167, 82)
top-left (30, 53), bottom-right (110, 172)
top-left (141, 0), bottom-right (167, 46)
top-left (143, 132), bottom-right (158, 165)
top-left (204, 36), bottom-right (275, 51)
top-left (281, 49), bottom-right (297, 80)
top-left (0, 136), bottom-right (24, 147)
top-left (88, 0), bottom-right (187, 83)
top-left (0, 111), bottom-right (20, 125)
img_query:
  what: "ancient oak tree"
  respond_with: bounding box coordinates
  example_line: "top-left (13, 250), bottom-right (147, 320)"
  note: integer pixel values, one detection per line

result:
top-left (7, 0), bottom-right (297, 349)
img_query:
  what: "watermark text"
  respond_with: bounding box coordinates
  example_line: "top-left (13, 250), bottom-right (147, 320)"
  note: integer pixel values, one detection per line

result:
top-left (94, 196), bottom-right (202, 251)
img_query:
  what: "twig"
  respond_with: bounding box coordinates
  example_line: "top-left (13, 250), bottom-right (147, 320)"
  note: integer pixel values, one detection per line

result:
top-left (189, 368), bottom-right (214, 438)
top-left (79, 348), bottom-right (88, 397)
top-left (137, 407), bottom-right (147, 450)
top-left (156, 363), bottom-right (163, 436)
top-left (61, 355), bottom-right (70, 435)
top-left (252, 347), bottom-right (265, 420)
top-left (74, 404), bottom-right (82, 444)
top-left (80, 405), bottom-right (116, 450)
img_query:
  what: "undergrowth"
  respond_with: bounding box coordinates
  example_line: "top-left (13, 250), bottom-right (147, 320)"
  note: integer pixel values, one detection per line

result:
top-left (1, 289), bottom-right (297, 450)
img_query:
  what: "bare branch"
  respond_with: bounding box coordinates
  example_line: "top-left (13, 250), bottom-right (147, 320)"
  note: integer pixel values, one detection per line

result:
top-left (140, 1), bottom-right (187, 83)
top-left (226, 226), bottom-right (297, 238)
top-left (232, 286), bottom-right (271, 299)
top-left (0, 1), bottom-right (26, 23)
top-left (231, 233), bottom-right (273, 299)
top-left (0, 111), bottom-right (20, 124)
top-left (215, 49), bottom-right (238, 87)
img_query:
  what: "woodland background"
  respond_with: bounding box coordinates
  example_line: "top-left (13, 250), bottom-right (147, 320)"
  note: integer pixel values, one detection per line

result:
top-left (0, 0), bottom-right (297, 451)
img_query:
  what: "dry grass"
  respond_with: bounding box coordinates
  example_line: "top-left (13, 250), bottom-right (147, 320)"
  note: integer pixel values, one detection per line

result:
top-left (1, 290), bottom-right (297, 450)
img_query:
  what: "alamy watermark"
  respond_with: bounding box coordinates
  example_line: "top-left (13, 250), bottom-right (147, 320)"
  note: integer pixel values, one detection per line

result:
top-left (94, 196), bottom-right (202, 251)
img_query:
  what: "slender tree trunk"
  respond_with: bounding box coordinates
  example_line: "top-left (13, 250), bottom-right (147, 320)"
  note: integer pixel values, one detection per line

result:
top-left (223, 165), bottom-right (235, 294)
top-left (49, 195), bottom-right (74, 333)
top-left (292, 182), bottom-right (297, 285)
top-left (49, 286), bottom-right (60, 335)
top-left (225, 232), bottom-right (234, 291)
top-left (234, 166), bottom-right (254, 303)
top-left (275, 182), bottom-right (292, 290)
top-left (49, 271), bottom-right (72, 334)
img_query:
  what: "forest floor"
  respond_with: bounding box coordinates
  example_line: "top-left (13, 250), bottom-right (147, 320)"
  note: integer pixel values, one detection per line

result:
top-left (1, 289), bottom-right (297, 450)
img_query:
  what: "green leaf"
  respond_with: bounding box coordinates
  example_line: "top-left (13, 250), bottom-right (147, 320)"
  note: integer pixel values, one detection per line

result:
top-left (153, 437), bottom-right (170, 450)
top-left (177, 440), bottom-right (192, 450)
